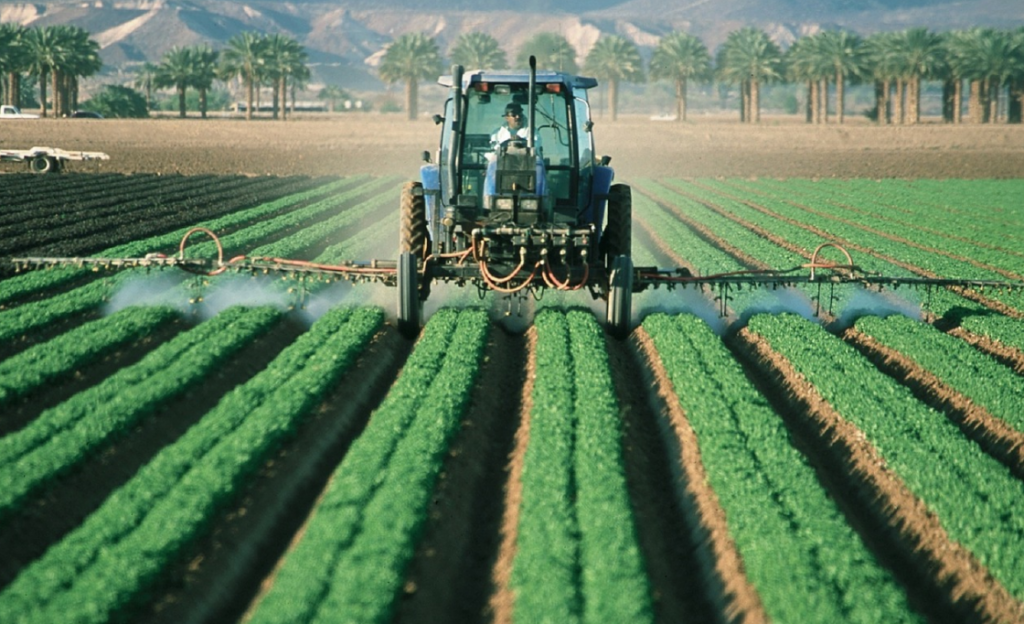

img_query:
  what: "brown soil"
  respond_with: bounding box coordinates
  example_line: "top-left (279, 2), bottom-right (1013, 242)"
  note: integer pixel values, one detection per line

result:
top-left (732, 326), bottom-right (1024, 624)
top-left (392, 325), bottom-right (525, 624)
top-left (633, 327), bottom-right (768, 624)
top-left (488, 325), bottom-right (536, 624)
top-left (3, 115), bottom-right (1024, 180)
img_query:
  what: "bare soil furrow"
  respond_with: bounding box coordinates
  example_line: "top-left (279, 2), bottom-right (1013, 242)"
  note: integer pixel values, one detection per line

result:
top-left (488, 325), bottom-right (536, 624)
top-left (633, 327), bottom-right (769, 624)
top-left (607, 331), bottom-right (720, 623)
top-left (393, 324), bottom-right (525, 624)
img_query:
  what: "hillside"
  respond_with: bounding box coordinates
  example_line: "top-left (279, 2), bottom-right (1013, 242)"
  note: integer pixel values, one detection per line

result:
top-left (0, 0), bottom-right (1021, 91)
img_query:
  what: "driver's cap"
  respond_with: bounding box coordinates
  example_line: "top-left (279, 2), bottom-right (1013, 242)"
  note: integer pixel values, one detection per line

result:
top-left (503, 103), bottom-right (524, 117)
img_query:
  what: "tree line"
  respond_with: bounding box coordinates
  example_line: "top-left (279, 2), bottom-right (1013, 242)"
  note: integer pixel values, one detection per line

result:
top-left (2, 21), bottom-right (1022, 123)
top-left (389, 27), bottom-right (1024, 124)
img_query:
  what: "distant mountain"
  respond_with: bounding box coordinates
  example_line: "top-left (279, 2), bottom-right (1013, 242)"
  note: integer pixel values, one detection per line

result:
top-left (0, 0), bottom-right (1021, 92)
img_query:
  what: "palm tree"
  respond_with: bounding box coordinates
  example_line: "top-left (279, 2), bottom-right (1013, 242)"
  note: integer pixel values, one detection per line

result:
top-left (0, 23), bottom-right (28, 107)
top-left (23, 25), bottom-right (62, 117)
top-left (1010, 28), bottom-right (1024, 123)
top-left (893, 28), bottom-right (942, 124)
top-left (815, 30), bottom-right (863, 124)
top-left (941, 30), bottom-right (973, 123)
top-left (263, 34), bottom-right (308, 120)
top-left (584, 35), bottom-right (644, 121)
top-left (515, 32), bottom-right (577, 73)
top-left (133, 61), bottom-right (159, 110)
top-left (190, 45), bottom-right (219, 119)
top-left (450, 32), bottom-right (507, 70)
top-left (717, 27), bottom-right (784, 123)
top-left (221, 32), bottom-right (265, 120)
top-left (379, 32), bottom-right (442, 120)
top-left (154, 46), bottom-right (196, 117)
top-left (787, 35), bottom-right (830, 123)
top-left (54, 26), bottom-right (101, 116)
top-left (318, 84), bottom-right (349, 112)
top-left (649, 31), bottom-right (711, 122)
top-left (863, 31), bottom-right (902, 124)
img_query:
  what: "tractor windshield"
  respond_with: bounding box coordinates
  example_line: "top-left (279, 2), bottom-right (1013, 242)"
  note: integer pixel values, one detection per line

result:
top-left (457, 82), bottom-right (577, 220)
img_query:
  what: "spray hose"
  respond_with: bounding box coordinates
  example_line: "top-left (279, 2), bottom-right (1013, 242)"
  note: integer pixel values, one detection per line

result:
top-left (173, 227), bottom-right (397, 278)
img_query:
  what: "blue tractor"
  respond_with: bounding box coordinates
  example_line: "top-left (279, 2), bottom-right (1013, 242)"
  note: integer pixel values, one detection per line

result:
top-left (397, 57), bottom-right (634, 337)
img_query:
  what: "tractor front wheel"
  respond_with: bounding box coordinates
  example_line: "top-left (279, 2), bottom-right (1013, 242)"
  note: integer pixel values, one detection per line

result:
top-left (397, 251), bottom-right (421, 338)
top-left (400, 181), bottom-right (429, 258)
top-left (602, 184), bottom-right (632, 270)
top-left (606, 254), bottom-right (633, 339)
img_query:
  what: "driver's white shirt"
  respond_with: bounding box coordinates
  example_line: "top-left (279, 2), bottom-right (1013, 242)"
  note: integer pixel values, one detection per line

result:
top-left (489, 126), bottom-right (542, 161)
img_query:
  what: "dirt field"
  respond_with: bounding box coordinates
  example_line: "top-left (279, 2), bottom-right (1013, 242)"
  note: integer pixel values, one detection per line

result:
top-left (3, 114), bottom-right (1024, 179)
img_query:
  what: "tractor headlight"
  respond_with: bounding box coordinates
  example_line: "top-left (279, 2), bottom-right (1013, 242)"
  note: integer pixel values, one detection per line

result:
top-left (495, 197), bottom-right (514, 211)
top-left (519, 197), bottom-right (539, 212)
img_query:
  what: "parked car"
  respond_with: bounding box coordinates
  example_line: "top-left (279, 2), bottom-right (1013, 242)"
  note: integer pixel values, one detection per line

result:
top-left (70, 110), bottom-right (103, 119)
top-left (0, 105), bottom-right (39, 119)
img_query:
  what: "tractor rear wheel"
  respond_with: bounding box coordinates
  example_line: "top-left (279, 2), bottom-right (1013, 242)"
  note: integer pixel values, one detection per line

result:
top-left (602, 183), bottom-right (631, 270)
top-left (400, 181), bottom-right (429, 258)
top-left (397, 251), bottom-right (421, 338)
top-left (606, 254), bottom-right (633, 339)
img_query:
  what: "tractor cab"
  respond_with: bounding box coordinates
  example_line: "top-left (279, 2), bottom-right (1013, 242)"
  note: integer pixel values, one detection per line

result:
top-left (398, 58), bottom-right (634, 339)
top-left (422, 64), bottom-right (611, 244)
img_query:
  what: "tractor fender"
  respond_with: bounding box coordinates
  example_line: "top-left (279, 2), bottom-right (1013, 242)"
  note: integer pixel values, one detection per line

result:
top-left (420, 163), bottom-right (440, 222)
top-left (583, 165), bottom-right (615, 233)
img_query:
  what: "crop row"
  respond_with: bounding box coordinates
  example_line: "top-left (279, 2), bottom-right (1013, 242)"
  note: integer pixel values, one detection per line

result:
top-left (644, 313), bottom-right (921, 623)
top-left (0, 305), bottom-right (383, 624)
top-left (248, 307), bottom-right (488, 624)
top-left (512, 308), bottom-right (651, 624)
top-left (747, 313), bottom-right (1024, 602)
top-left (0, 176), bottom-right (365, 306)
top-left (0, 177), bottom-right (397, 343)
top-left (0, 175), bottom-right (329, 257)
top-left (633, 179), bottom-right (1024, 352)
top-left (0, 305), bottom-right (282, 521)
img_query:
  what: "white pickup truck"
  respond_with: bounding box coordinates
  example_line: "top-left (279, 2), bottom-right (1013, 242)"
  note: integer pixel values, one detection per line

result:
top-left (0, 105), bottom-right (39, 119)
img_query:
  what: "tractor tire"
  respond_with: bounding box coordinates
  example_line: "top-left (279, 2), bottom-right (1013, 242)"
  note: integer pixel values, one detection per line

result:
top-left (602, 183), bottom-right (632, 270)
top-left (29, 156), bottom-right (56, 174)
top-left (397, 251), bottom-right (421, 338)
top-left (606, 254), bottom-right (633, 339)
top-left (400, 181), bottom-right (429, 258)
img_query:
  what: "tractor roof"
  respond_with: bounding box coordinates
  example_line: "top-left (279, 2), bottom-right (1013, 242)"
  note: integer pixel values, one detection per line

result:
top-left (437, 69), bottom-right (598, 91)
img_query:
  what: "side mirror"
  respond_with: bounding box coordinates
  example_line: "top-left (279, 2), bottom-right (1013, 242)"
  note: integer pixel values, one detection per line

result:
top-left (422, 150), bottom-right (432, 163)
top-left (599, 155), bottom-right (612, 166)
top-left (585, 120), bottom-right (594, 132)
top-left (432, 114), bottom-right (444, 125)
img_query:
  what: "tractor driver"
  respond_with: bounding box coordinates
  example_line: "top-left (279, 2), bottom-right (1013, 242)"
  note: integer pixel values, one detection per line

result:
top-left (489, 102), bottom-right (541, 156)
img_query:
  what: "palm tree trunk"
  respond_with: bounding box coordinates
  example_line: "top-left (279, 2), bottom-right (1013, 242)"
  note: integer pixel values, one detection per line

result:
top-left (874, 81), bottom-right (886, 124)
top-left (836, 71), bottom-right (845, 124)
top-left (245, 77), bottom-right (254, 120)
top-left (739, 81), bottom-right (747, 122)
top-left (39, 70), bottom-right (48, 118)
top-left (676, 77), bottom-right (687, 122)
top-left (968, 79), bottom-right (982, 123)
top-left (906, 77), bottom-right (917, 125)
top-left (178, 86), bottom-right (186, 118)
top-left (609, 78), bottom-right (619, 122)
top-left (819, 78), bottom-right (828, 123)
top-left (406, 78), bottom-right (418, 121)
top-left (278, 76), bottom-right (287, 121)
top-left (1010, 79), bottom-right (1023, 124)
top-left (809, 81), bottom-right (818, 124)
top-left (200, 87), bottom-right (208, 119)
top-left (893, 79), bottom-right (904, 125)
top-left (751, 79), bottom-right (760, 123)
